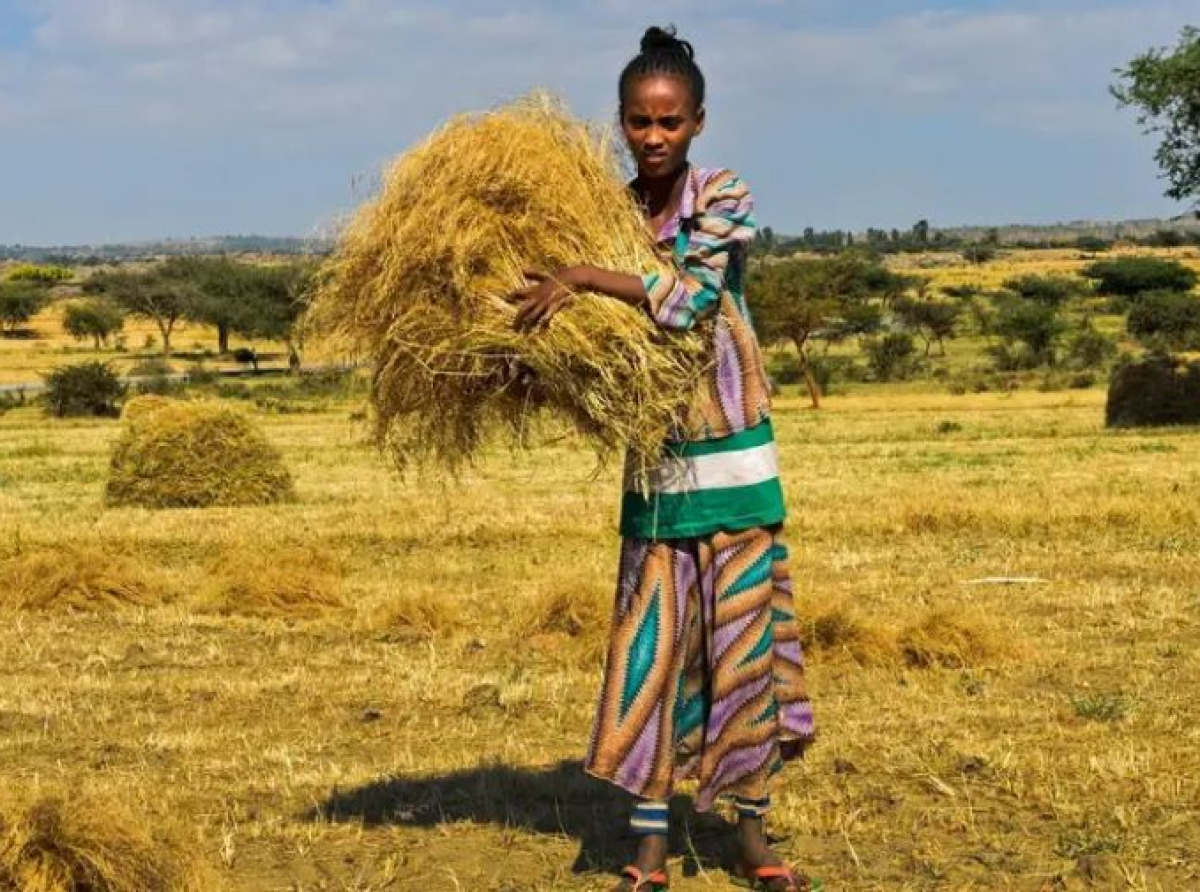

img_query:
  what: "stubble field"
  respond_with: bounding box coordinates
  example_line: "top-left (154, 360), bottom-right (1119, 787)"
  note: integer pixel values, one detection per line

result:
top-left (2, 376), bottom-right (1198, 890)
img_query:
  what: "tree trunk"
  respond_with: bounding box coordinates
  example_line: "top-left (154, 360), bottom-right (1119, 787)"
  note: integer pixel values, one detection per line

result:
top-left (285, 338), bottom-right (301, 374)
top-left (158, 318), bottom-right (175, 359)
top-left (791, 335), bottom-right (821, 409)
top-left (217, 323), bottom-right (230, 356)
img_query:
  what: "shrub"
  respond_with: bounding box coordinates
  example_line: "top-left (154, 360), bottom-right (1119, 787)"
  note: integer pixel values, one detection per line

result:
top-left (993, 298), bottom-right (1065, 367)
top-left (864, 332), bottom-right (917, 381)
top-left (1065, 320), bottom-right (1118, 369)
top-left (961, 245), bottom-right (997, 264)
top-left (5, 262), bottom-right (72, 283)
top-left (1081, 256), bottom-right (1197, 296)
top-left (1106, 353), bottom-right (1200, 427)
top-left (0, 281), bottom-right (48, 334)
top-left (41, 361), bottom-right (125, 417)
top-left (1002, 274), bottom-right (1086, 306)
top-left (1075, 235), bottom-right (1112, 253)
top-left (105, 397), bottom-right (295, 508)
top-left (62, 298), bottom-right (125, 348)
top-left (1125, 289), bottom-right (1200, 350)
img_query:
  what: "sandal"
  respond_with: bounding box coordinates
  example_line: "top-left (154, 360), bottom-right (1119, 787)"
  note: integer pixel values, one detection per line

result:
top-left (735, 863), bottom-right (822, 892)
top-left (614, 864), bottom-right (670, 890)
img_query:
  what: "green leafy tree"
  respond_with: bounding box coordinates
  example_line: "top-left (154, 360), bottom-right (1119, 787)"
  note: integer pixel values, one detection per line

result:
top-left (1112, 26), bottom-right (1200, 203)
top-left (0, 281), bottom-right (48, 334)
top-left (6, 263), bottom-right (72, 284)
top-left (864, 332), bottom-right (916, 381)
top-left (1126, 289), bottom-right (1200, 350)
top-left (1081, 256), bottom-right (1197, 297)
top-left (892, 297), bottom-right (960, 356)
top-left (750, 253), bottom-right (903, 407)
top-left (85, 265), bottom-right (196, 358)
top-left (62, 298), bottom-right (126, 349)
top-left (234, 261), bottom-right (317, 371)
top-left (992, 297), bottom-right (1066, 368)
top-left (1003, 274), bottom-right (1086, 307)
top-left (1065, 319), bottom-right (1117, 370)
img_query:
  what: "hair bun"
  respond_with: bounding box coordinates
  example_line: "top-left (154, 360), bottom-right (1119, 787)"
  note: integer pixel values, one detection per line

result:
top-left (640, 25), bottom-right (694, 59)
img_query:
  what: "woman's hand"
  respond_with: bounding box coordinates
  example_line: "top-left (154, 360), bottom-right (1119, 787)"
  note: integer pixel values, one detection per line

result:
top-left (510, 268), bottom-right (587, 333)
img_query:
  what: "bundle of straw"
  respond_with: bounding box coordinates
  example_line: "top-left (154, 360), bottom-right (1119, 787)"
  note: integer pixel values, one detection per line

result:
top-left (309, 94), bottom-right (704, 471)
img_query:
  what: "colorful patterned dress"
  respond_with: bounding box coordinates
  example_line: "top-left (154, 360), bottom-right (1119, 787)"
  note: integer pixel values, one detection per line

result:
top-left (585, 167), bottom-right (815, 811)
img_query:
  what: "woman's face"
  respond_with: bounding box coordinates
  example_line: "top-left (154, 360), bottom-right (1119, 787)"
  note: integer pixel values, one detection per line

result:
top-left (620, 75), bottom-right (704, 181)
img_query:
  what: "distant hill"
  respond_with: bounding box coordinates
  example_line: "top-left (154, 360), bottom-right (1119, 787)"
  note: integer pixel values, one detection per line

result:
top-left (5, 212), bottom-right (1200, 262)
top-left (0, 235), bottom-right (334, 264)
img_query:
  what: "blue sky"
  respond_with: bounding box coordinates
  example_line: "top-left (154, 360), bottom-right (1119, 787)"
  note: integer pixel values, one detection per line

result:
top-left (1, 0), bottom-right (1197, 244)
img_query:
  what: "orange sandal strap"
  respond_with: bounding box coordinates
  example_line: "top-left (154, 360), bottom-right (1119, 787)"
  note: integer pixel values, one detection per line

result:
top-left (621, 864), bottom-right (670, 889)
top-left (742, 864), bottom-right (813, 891)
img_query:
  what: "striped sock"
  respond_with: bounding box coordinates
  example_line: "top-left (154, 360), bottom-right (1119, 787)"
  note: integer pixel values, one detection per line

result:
top-left (630, 800), bottom-right (669, 836)
top-left (733, 795), bottom-right (771, 819)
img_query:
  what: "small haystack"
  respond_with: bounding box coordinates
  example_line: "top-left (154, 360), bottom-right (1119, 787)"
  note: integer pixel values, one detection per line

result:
top-left (309, 93), bottom-right (704, 471)
top-left (106, 397), bottom-right (294, 509)
top-left (0, 545), bottom-right (158, 612)
top-left (196, 546), bottom-right (344, 620)
top-left (898, 610), bottom-right (1010, 669)
top-left (0, 791), bottom-right (215, 892)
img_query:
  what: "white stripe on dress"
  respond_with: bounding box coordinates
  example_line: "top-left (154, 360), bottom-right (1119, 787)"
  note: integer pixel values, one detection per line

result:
top-left (624, 441), bottom-right (780, 495)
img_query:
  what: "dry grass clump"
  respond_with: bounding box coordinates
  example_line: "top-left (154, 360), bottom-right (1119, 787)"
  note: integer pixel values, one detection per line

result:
top-left (0, 545), bottom-right (158, 612)
top-left (105, 397), bottom-right (294, 509)
top-left (528, 585), bottom-right (610, 639)
top-left (363, 591), bottom-right (463, 639)
top-left (309, 93), bottom-right (704, 471)
top-left (803, 600), bottom-right (900, 666)
top-left (0, 791), bottom-right (215, 892)
top-left (898, 609), bottom-right (1012, 668)
top-left (196, 546), bottom-right (344, 620)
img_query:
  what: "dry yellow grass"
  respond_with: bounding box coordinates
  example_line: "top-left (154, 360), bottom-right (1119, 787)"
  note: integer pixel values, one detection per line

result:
top-left (309, 93), bottom-right (704, 472)
top-left (0, 789), bottom-right (216, 892)
top-left (0, 544), bottom-right (159, 612)
top-left (1, 373), bottom-right (1198, 888)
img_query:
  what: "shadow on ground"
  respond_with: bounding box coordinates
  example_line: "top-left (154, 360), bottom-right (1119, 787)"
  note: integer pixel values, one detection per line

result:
top-left (305, 759), bottom-right (735, 876)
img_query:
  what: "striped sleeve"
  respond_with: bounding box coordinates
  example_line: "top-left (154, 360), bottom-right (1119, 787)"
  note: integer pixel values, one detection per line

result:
top-left (641, 170), bottom-right (756, 331)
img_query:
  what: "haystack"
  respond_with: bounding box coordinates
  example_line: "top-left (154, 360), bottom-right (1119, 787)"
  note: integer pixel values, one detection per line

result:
top-left (0, 545), bottom-right (158, 612)
top-left (309, 93), bottom-right (704, 470)
top-left (197, 545), bottom-right (344, 619)
top-left (0, 791), bottom-right (214, 892)
top-left (105, 397), bottom-right (294, 509)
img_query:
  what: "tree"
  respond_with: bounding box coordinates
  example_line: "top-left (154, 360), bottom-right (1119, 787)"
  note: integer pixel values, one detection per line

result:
top-left (6, 263), bottom-right (72, 284)
top-left (750, 253), bottom-right (903, 407)
top-left (1112, 26), bottom-right (1200, 203)
top-left (1002, 274), bottom-right (1086, 307)
top-left (1126, 289), bottom-right (1200, 350)
top-left (0, 281), bottom-right (48, 334)
top-left (62, 298), bottom-right (125, 349)
top-left (1080, 256), bottom-right (1197, 297)
top-left (234, 261), bottom-right (316, 371)
top-left (962, 245), bottom-right (996, 265)
top-left (165, 256), bottom-right (255, 355)
top-left (893, 297), bottom-right (960, 356)
top-left (864, 332), bottom-right (916, 381)
top-left (992, 298), bottom-right (1066, 368)
top-left (85, 266), bottom-right (195, 358)
top-left (912, 219), bottom-right (930, 245)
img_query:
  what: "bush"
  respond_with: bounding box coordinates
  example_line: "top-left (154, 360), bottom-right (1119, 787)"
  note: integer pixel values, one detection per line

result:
top-left (129, 356), bottom-right (173, 377)
top-left (1106, 353), bottom-right (1200, 427)
top-left (1065, 321), bottom-right (1118, 369)
top-left (1081, 256), bottom-right (1197, 296)
top-left (0, 281), bottom-right (48, 334)
top-left (41, 361), bottom-right (125, 417)
top-left (864, 332), bottom-right (917, 381)
top-left (1002, 274), bottom-right (1086, 306)
top-left (1075, 235), bottom-right (1112, 253)
top-left (993, 298), bottom-right (1065, 367)
top-left (961, 245), bottom-right (997, 264)
top-left (1125, 289), bottom-right (1200, 350)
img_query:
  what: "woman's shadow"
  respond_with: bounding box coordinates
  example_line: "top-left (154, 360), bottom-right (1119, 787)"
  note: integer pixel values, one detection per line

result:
top-left (304, 759), bottom-right (734, 876)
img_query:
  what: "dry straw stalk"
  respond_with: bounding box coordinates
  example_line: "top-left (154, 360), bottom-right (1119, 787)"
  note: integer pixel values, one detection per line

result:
top-left (309, 93), bottom-right (704, 471)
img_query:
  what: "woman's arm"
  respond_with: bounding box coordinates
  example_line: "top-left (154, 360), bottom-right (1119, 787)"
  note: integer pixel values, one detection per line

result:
top-left (511, 265), bottom-right (645, 333)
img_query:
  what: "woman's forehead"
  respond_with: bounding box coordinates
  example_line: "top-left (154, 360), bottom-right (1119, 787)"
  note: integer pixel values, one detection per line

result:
top-left (623, 75), bottom-right (695, 111)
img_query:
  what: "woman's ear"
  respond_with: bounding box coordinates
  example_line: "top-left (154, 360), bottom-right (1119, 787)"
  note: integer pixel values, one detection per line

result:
top-left (695, 106), bottom-right (706, 136)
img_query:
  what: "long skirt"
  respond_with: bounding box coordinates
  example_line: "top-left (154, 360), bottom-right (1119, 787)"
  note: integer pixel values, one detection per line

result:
top-left (585, 525), bottom-right (815, 811)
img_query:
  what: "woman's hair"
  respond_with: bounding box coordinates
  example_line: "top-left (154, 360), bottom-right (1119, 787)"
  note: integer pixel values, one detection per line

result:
top-left (618, 25), bottom-right (706, 112)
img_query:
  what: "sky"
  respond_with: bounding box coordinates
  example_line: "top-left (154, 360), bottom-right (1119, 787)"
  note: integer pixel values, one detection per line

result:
top-left (1, 0), bottom-right (1198, 244)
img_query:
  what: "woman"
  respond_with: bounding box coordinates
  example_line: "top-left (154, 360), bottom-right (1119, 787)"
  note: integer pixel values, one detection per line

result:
top-left (513, 26), bottom-right (817, 892)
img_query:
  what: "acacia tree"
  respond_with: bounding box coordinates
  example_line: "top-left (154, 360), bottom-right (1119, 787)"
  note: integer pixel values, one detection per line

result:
top-left (1113, 26), bottom-right (1200, 204)
top-left (62, 298), bottom-right (125, 349)
top-left (234, 261), bottom-right (316, 372)
top-left (85, 265), bottom-right (195, 359)
top-left (0, 281), bottom-right (48, 334)
top-left (750, 253), bottom-right (902, 407)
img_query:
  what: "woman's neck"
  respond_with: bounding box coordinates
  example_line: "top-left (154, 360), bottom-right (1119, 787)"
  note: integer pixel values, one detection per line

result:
top-left (636, 163), bottom-right (690, 224)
